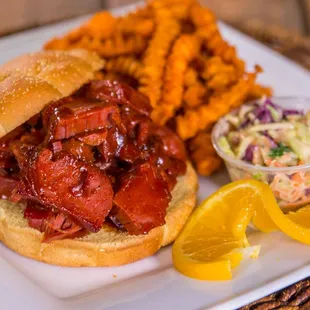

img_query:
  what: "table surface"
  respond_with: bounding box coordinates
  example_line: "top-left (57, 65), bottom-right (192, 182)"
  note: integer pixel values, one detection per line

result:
top-left (1, 0), bottom-right (309, 35)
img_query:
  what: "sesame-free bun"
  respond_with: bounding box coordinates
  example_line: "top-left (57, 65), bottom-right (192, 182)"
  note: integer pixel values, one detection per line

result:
top-left (0, 162), bottom-right (197, 267)
top-left (0, 50), bottom-right (104, 138)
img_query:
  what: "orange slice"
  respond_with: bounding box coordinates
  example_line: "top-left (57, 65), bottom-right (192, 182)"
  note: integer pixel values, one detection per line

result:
top-left (172, 180), bottom-right (263, 280)
top-left (246, 183), bottom-right (310, 244)
top-left (262, 198), bottom-right (310, 245)
top-left (253, 202), bottom-right (310, 233)
top-left (252, 198), bottom-right (278, 233)
top-left (286, 205), bottom-right (310, 227)
top-left (173, 179), bottom-right (310, 281)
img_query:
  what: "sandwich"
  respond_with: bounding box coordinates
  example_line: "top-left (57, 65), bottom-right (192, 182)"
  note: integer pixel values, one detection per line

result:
top-left (0, 50), bottom-right (198, 267)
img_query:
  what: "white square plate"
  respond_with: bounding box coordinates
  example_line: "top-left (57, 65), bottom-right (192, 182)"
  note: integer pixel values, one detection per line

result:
top-left (1, 3), bottom-right (310, 310)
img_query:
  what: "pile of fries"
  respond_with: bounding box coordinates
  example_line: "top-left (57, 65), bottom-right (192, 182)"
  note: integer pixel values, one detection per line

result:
top-left (45, 0), bottom-right (272, 176)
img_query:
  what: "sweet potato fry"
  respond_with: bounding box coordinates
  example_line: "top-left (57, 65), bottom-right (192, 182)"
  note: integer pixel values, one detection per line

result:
top-left (44, 0), bottom-right (272, 175)
top-left (152, 34), bottom-right (201, 125)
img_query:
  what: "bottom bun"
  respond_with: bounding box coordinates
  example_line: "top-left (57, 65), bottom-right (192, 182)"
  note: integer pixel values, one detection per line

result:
top-left (0, 162), bottom-right (198, 267)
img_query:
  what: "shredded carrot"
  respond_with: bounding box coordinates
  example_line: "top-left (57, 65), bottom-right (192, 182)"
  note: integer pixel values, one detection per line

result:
top-left (273, 190), bottom-right (280, 199)
top-left (292, 173), bottom-right (303, 184)
top-left (273, 162), bottom-right (285, 168)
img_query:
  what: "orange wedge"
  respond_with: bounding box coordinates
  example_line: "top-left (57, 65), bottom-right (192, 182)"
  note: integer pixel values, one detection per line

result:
top-left (252, 198), bottom-right (278, 233)
top-left (262, 199), bottom-right (310, 245)
top-left (173, 180), bottom-right (310, 281)
top-left (172, 180), bottom-right (263, 280)
top-left (286, 205), bottom-right (310, 227)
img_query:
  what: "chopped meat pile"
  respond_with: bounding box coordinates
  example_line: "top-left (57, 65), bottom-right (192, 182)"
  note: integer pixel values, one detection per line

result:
top-left (0, 80), bottom-right (187, 242)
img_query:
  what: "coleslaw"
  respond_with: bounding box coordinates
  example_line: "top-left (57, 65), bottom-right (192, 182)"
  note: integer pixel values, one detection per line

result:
top-left (214, 97), bottom-right (310, 209)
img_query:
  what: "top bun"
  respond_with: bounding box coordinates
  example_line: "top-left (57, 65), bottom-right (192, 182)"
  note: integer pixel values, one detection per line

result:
top-left (0, 50), bottom-right (104, 138)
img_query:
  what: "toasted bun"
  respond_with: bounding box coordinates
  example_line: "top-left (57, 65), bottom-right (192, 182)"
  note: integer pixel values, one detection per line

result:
top-left (0, 162), bottom-right (197, 267)
top-left (0, 50), bottom-right (197, 267)
top-left (0, 50), bottom-right (104, 138)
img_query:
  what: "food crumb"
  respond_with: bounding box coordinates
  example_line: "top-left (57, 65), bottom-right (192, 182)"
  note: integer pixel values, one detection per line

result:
top-left (113, 274), bottom-right (117, 278)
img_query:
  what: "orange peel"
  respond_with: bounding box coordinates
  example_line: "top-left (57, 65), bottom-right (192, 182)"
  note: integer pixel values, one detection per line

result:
top-left (173, 180), bottom-right (310, 281)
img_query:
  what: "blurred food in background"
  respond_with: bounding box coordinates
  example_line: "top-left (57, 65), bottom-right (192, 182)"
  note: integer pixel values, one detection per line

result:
top-left (45, 0), bottom-right (272, 176)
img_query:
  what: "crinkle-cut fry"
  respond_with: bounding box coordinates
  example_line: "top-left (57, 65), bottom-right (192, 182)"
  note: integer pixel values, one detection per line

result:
top-left (183, 83), bottom-right (206, 108)
top-left (115, 5), bottom-right (155, 37)
top-left (192, 153), bottom-right (223, 176)
top-left (206, 70), bottom-right (238, 90)
top-left (66, 28), bottom-right (85, 43)
top-left (45, 9), bottom-right (150, 54)
top-left (45, 27), bottom-right (91, 50)
top-left (206, 31), bottom-right (243, 68)
top-left (80, 12), bottom-right (117, 39)
top-left (202, 56), bottom-right (236, 79)
top-left (247, 83), bottom-right (273, 100)
top-left (190, 4), bottom-right (215, 26)
top-left (73, 35), bottom-right (147, 58)
top-left (69, 36), bottom-right (91, 50)
top-left (202, 56), bottom-right (238, 90)
top-left (184, 67), bottom-right (199, 87)
top-left (150, 0), bottom-right (195, 19)
top-left (190, 4), bottom-right (245, 76)
top-left (176, 72), bottom-right (257, 140)
top-left (188, 131), bottom-right (214, 153)
top-left (45, 12), bottom-right (117, 50)
top-left (139, 7), bottom-right (181, 107)
top-left (127, 5), bottom-right (154, 19)
top-left (207, 74), bottom-right (237, 91)
top-left (206, 31), bottom-right (245, 75)
top-left (189, 131), bottom-right (223, 175)
top-left (116, 17), bottom-right (154, 37)
top-left (104, 57), bottom-right (143, 80)
top-left (176, 104), bottom-right (225, 140)
top-left (44, 37), bottom-right (71, 50)
top-left (152, 34), bottom-right (201, 125)
top-left (191, 55), bottom-right (207, 73)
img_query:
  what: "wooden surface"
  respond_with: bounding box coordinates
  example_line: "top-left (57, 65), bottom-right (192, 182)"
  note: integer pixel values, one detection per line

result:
top-left (0, 0), bottom-right (309, 36)
top-left (240, 278), bottom-right (310, 309)
top-left (202, 0), bottom-right (305, 34)
top-left (0, 0), bottom-right (102, 35)
top-left (301, 0), bottom-right (310, 32)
